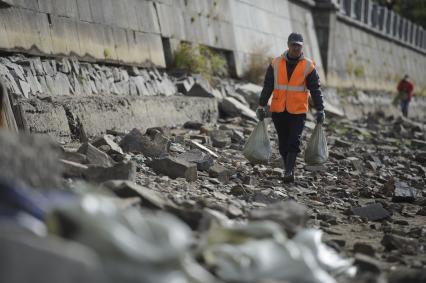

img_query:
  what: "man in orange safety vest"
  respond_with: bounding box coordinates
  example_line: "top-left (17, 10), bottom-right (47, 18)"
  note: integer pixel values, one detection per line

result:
top-left (256, 32), bottom-right (325, 183)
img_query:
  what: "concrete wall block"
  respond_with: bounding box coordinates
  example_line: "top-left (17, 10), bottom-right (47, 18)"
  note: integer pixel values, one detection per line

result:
top-left (0, 8), bottom-right (51, 52)
top-left (51, 16), bottom-right (82, 56)
top-left (76, 21), bottom-right (106, 58)
top-left (88, 0), bottom-right (105, 24)
top-left (215, 21), bottom-right (236, 50)
top-left (53, 0), bottom-right (79, 19)
top-left (0, 10), bottom-right (12, 49)
top-left (111, 27), bottom-right (129, 62)
top-left (156, 2), bottom-right (186, 39)
top-left (18, 99), bottom-right (72, 143)
top-left (136, 32), bottom-right (166, 67)
top-left (37, 0), bottom-right (53, 13)
top-left (76, 0), bottom-right (92, 22)
top-left (9, 0), bottom-right (38, 11)
top-left (135, 0), bottom-right (160, 34)
top-left (33, 96), bottom-right (219, 139)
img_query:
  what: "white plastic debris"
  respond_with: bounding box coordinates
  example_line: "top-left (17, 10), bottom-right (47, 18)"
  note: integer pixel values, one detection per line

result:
top-left (202, 221), bottom-right (355, 283)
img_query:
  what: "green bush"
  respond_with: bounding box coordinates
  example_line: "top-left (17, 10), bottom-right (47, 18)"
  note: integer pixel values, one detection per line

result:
top-left (172, 43), bottom-right (228, 82)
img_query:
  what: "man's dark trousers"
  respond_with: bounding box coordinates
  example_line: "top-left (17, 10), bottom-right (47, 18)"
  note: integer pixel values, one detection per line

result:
top-left (271, 111), bottom-right (306, 159)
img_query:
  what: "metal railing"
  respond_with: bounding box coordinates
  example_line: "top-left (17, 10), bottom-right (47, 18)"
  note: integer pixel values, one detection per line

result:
top-left (335, 0), bottom-right (426, 51)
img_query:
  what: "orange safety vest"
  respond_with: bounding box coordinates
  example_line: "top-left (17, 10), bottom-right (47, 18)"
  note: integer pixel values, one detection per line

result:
top-left (269, 54), bottom-right (315, 114)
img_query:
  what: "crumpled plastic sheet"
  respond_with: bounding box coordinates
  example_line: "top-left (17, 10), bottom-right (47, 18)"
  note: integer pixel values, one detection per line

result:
top-left (47, 193), bottom-right (220, 283)
top-left (305, 123), bottom-right (329, 165)
top-left (243, 120), bottom-right (272, 164)
top-left (202, 221), bottom-right (355, 283)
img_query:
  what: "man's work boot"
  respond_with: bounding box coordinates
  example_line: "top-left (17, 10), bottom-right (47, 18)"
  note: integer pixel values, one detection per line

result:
top-left (283, 152), bottom-right (297, 183)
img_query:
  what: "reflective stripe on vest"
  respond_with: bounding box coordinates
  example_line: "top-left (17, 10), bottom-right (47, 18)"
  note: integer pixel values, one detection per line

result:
top-left (273, 56), bottom-right (312, 91)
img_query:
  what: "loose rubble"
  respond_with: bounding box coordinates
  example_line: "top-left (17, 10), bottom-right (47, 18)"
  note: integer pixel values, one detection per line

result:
top-left (1, 59), bottom-right (425, 283)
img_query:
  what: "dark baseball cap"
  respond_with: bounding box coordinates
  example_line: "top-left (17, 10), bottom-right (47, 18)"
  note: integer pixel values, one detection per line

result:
top-left (288, 32), bottom-right (303, 45)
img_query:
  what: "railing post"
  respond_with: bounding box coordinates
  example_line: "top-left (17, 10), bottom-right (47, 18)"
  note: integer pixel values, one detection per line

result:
top-left (385, 8), bottom-right (392, 35)
top-left (391, 11), bottom-right (398, 37)
top-left (378, 6), bottom-right (386, 32)
top-left (354, 0), bottom-right (363, 21)
top-left (371, 2), bottom-right (378, 29)
top-left (343, 0), bottom-right (352, 17)
top-left (403, 20), bottom-right (409, 42)
top-left (363, 0), bottom-right (371, 25)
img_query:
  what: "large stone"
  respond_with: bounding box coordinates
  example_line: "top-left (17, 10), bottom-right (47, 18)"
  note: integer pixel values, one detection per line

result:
top-left (84, 161), bottom-right (137, 183)
top-left (208, 164), bottom-right (231, 183)
top-left (219, 97), bottom-right (257, 120)
top-left (392, 181), bottom-right (418, 203)
top-left (351, 203), bottom-right (390, 221)
top-left (210, 130), bottom-right (231, 148)
top-left (0, 223), bottom-right (105, 283)
top-left (235, 83), bottom-right (262, 109)
top-left (415, 151), bottom-right (426, 165)
top-left (249, 200), bottom-right (309, 236)
top-left (148, 156), bottom-right (197, 181)
top-left (0, 131), bottom-right (63, 190)
top-left (91, 135), bottom-right (123, 155)
top-left (60, 159), bottom-right (88, 179)
top-left (411, 139), bottom-right (426, 150)
top-left (189, 140), bottom-right (218, 158)
top-left (61, 151), bottom-right (88, 164)
top-left (176, 77), bottom-right (195, 94)
top-left (353, 253), bottom-right (382, 274)
top-left (77, 143), bottom-right (115, 167)
top-left (183, 121), bottom-right (203, 130)
top-left (381, 234), bottom-right (418, 255)
top-left (102, 180), bottom-right (171, 209)
top-left (178, 149), bottom-right (214, 171)
top-left (120, 128), bottom-right (169, 157)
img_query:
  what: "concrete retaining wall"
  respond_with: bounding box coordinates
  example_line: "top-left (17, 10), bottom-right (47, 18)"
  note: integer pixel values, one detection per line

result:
top-left (0, 0), bottom-right (324, 78)
top-left (315, 0), bottom-right (426, 92)
top-left (17, 95), bottom-right (218, 143)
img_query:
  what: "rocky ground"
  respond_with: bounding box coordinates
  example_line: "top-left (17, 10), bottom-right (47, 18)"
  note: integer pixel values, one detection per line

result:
top-left (1, 55), bottom-right (425, 282)
top-left (53, 106), bottom-right (425, 282)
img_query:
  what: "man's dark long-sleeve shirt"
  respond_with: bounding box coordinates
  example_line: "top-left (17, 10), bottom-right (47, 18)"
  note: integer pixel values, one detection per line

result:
top-left (259, 53), bottom-right (324, 111)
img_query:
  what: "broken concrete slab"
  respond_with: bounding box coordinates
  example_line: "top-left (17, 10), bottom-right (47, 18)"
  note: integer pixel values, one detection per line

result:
top-left (219, 97), bottom-right (257, 120)
top-left (61, 151), bottom-right (88, 164)
top-left (183, 121), bottom-right (203, 130)
top-left (392, 182), bottom-right (418, 203)
top-left (101, 180), bottom-right (171, 209)
top-left (351, 203), bottom-right (390, 221)
top-left (353, 242), bottom-right (375, 256)
top-left (77, 143), bottom-right (115, 167)
top-left (189, 140), bottom-right (218, 158)
top-left (177, 149), bottom-right (214, 171)
top-left (120, 128), bottom-right (169, 157)
top-left (84, 161), bottom-right (136, 183)
top-left (91, 135), bottom-right (123, 155)
top-left (148, 156), bottom-right (197, 181)
top-left (60, 159), bottom-right (89, 179)
top-left (208, 164), bottom-right (231, 184)
top-left (381, 234), bottom-right (418, 255)
top-left (210, 130), bottom-right (231, 148)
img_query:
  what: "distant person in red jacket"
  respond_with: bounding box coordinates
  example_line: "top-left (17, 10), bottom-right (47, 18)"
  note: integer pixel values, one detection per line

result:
top-left (397, 75), bottom-right (414, 117)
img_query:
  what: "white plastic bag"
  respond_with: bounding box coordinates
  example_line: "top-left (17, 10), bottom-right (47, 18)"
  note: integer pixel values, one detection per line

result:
top-left (304, 123), bottom-right (329, 165)
top-left (243, 120), bottom-right (272, 164)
